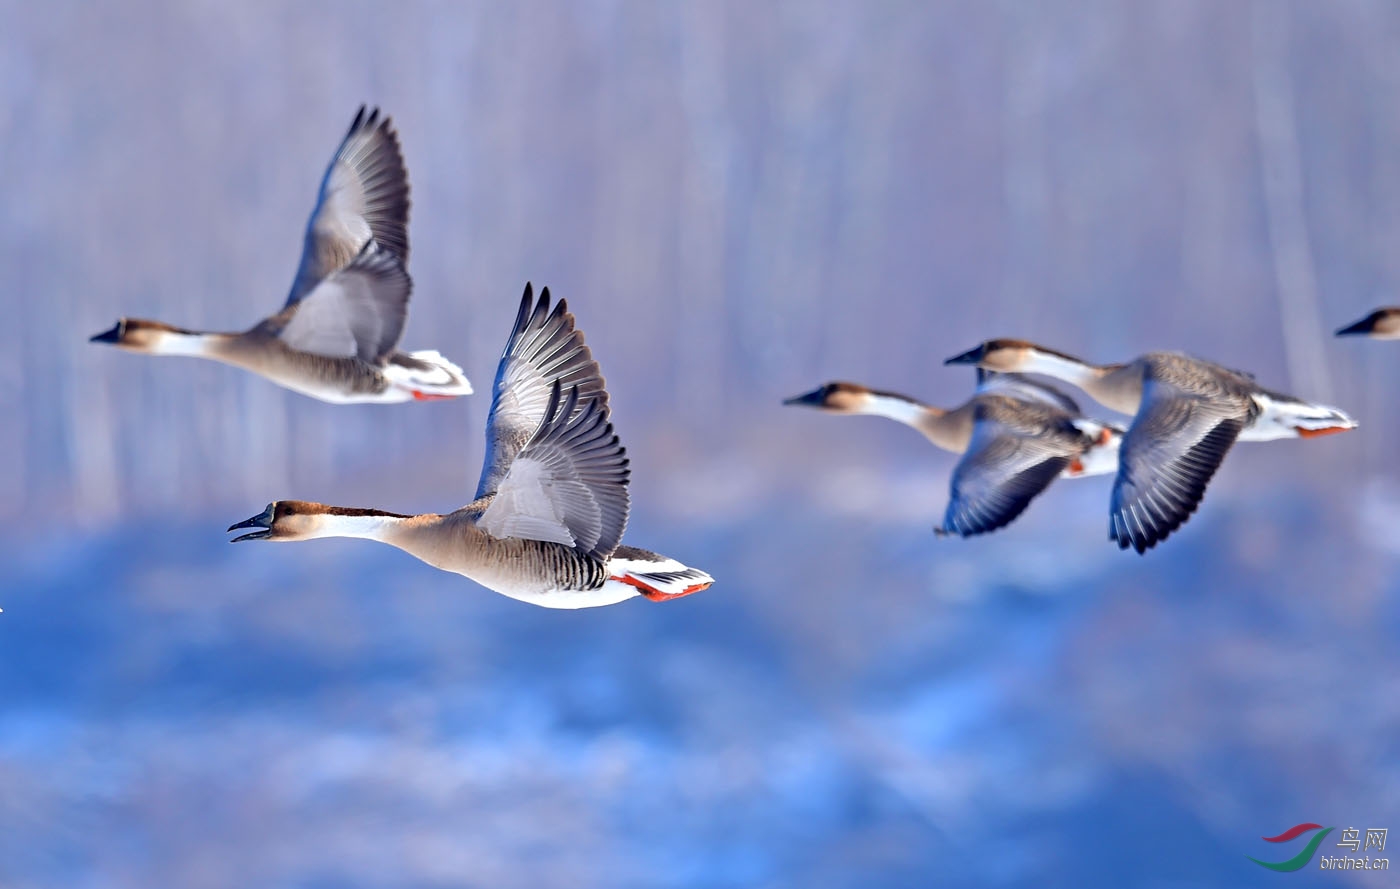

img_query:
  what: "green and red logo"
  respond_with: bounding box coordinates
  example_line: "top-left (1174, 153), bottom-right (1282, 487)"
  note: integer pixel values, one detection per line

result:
top-left (1248, 823), bottom-right (1334, 872)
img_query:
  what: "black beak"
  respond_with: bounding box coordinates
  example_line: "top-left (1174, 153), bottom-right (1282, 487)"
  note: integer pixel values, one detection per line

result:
top-left (783, 387), bottom-right (827, 407)
top-left (90, 321), bottom-right (123, 344)
top-left (228, 504), bottom-right (275, 542)
top-left (944, 344), bottom-right (986, 366)
top-left (1336, 316), bottom-right (1377, 337)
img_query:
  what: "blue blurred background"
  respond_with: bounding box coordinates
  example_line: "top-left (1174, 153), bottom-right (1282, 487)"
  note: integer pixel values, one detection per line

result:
top-left (3, 2), bottom-right (1399, 886)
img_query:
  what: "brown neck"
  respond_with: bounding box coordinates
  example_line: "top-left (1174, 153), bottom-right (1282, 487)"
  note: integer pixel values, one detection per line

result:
top-left (1014, 347), bottom-right (1141, 414)
top-left (913, 401), bottom-right (977, 453)
top-left (1075, 363), bottom-right (1141, 414)
top-left (846, 391), bottom-right (974, 453)
top-left (138, 327), bottom-right (242, 359)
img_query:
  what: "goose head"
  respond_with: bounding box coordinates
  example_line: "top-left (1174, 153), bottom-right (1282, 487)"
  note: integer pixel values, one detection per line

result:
top-left (943, 339), bottom-right (1042, 372)
top-left (783, 381), bottom-right (876, 414)
top-left (89, 318), bottom-right (193, 353)
top-left (228, 501), bottom-right (332, 542)
top-left (1336, 308), bottom-right (1400, 339)
top-left (228, 501), bottom-right (411, 542)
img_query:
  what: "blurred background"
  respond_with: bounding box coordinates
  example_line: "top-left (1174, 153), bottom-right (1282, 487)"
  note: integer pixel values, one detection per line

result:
top-left (2, 1), bottom-right (1399, 886)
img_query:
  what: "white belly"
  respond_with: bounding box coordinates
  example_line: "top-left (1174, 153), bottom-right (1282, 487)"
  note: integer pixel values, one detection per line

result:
top-left (486, 579), bottom-right (641, 610)
top-left (439, 562), bottom-right (641, 610)
top-left (264, 373), bottom-right (411, 405)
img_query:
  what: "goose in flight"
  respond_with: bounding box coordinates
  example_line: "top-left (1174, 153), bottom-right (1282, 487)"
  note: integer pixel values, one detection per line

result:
top-left (784, 371), bottom-right (1123, 537)
top-left (90, 107), bottom-right (471, 403)
top-left (945, 339), bottom-right (1356, 553)
top-left (227, 285), bottom-right (712, 609)
top-left (1336, 308), bottom-right (1400, 339)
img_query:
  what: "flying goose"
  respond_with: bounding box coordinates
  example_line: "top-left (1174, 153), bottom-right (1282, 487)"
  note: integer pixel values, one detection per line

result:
top-left (784, 371), bottom-right (1123, 537)
top-left (90, 106), bottom-right (471, 403)
top-left (227, 284), bottom-right (713, 609)
top-left (1336, 308), bottom-right (1400, 339)
top-left (945, 339), bottom-right (1356, 553)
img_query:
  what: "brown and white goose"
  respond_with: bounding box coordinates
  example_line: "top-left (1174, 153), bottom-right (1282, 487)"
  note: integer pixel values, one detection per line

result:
top-left (945, 339), bottom-right (1356, 553)
top-left (227, 285), bottom-right (712, 609)
top-left (90, 106), bottom-right (471, 403)
top-left (784, 371), bottom-right (1123, 537)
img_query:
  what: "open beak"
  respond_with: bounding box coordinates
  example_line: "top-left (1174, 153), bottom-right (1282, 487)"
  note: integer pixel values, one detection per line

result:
top-left (89, 321), bottom-right (124, 344)
top-left (944, 344), bottom-right (986, 366)
top-left (1335, 316), bottom-right (1377, 337)
top-left (228, 503), bottom-right (275, 542)
top-left (782, 387), bottom-right (827, 407)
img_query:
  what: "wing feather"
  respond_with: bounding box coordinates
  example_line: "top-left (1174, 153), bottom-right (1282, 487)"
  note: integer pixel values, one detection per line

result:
top-left (1109, 372), bottom-right (1249, 553)
top-left (477, 382), bottom-right (630, 559)
top-left (974, 369), bottom-right (1082, 415)
top-left (474, 284), bottom-right (609, 500)
top-left (286, 106), bottom-right (410, 305)
top-left (274, 241), bottom-right (410, 362)
top-left (938, 407), bottom-right (1078, 537)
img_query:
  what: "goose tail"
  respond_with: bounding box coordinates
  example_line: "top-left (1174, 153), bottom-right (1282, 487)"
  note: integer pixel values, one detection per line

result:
top-left (607, 546), bottom-right (714, 602)
top-left (384, 350), bottom-right (474, 400)
top-left (1064, 419), bottom-right (1124, 477)
top-left (1245, 392), bottom-right (1357, 441)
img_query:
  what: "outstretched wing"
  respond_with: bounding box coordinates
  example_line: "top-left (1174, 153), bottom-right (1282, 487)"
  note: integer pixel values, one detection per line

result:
top-left (474, 284), bottom-right (610, 500)
top-left (939, 407), bottom-right (1075, 537)
top-left (286, 106), bottom-right (410, 306)
top-left (477, 382), bottom-right (630, 559)
top-left (273, 241), bottom-right (410, 362)
top-left (1109, 373), bottom-right (1250, 553)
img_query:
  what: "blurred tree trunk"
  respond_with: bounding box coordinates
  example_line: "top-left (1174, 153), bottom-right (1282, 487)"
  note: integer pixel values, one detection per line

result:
top-left (1251, 0), bottom-right (1334, 400)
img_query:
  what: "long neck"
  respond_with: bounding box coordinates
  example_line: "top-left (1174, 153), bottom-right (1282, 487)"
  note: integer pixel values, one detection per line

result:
top-left (1017, 347), bottom-right (1141, 411)
top-left (856, 391), bottom-right (937, 427)
top-left (307, 510), bottom-right (422, 543)
top-left (1018, 347), bottom-right (1105, 389)
top-left (146, 329), bottom-right (238, 358)
top-left (854, 393), bottom-right (971, 453)
top-left (303, 511), bottom-right (481, 578)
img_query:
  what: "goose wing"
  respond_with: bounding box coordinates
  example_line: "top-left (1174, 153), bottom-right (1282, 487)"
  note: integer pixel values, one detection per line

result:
top-left (939, 400), bottom-right (1079, 537)
top-left (473, 284), bottom-right (609, 500)
top-left (271, 241), bottom-right (410, 362)
top-left (285, 106), bottom-right (410, 306)
top-left (974, 368), bottom-right (1082, 414)
top-left (476, 382), bottom-right (630, 559)
top-left (1109, 364), bottom-right (1252, 553)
